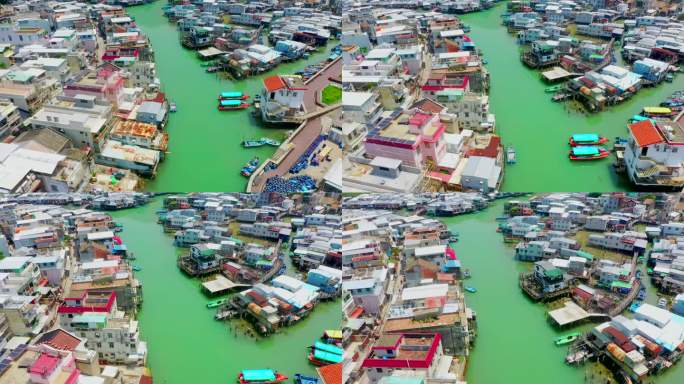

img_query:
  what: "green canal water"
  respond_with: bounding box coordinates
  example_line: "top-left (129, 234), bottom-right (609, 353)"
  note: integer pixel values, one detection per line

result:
top-left (127, 2), bottom-right (335, 192)
top-left (445, 199), bottom-right (683, 383)
top-left (109, 200), bottom-right (341, 384)
top-left (461, 5), bottom-right (684, 192)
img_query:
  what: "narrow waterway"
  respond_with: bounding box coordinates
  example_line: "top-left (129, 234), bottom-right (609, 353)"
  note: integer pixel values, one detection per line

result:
top-left (461, 5), bottom-right (684, 192)
top-left (127, 2), bottom-right (335, 191)
top-left (445, 199), bottom-right (682, 383)
top-left (109, 199), bottom-right (340, 384)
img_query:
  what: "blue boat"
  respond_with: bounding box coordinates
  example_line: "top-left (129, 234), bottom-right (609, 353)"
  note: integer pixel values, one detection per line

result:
top-left (294, 375), bottom-right (319, 384)
top-left (465, 285), bottom-right (477, 293)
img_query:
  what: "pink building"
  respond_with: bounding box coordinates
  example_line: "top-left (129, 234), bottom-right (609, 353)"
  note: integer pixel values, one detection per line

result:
top-left (63, 63), bottom-right (125, 106)
top-left (29, 351), bottom-right (79, 384)
top-left (364, 109), bottom-right (447, 167)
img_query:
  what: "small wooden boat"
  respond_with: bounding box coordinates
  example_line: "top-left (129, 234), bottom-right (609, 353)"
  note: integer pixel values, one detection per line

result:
top-left (219, 91), bottom-right (249, 100)
top-left (237, 370), bottom-right (288, 384)
top-left (506, 146), bottom-right (516, 164)
top-left (206, 298), bottom-right (226, 308)
top-left (569, 133), bottom-right (609, 146)
top-left (219, 99), bottom-right (250, 111)
top-left (294, 374), bottom-right (319, 384)
top-left (242, 139), bottom-right (266, 148)
top-left (241, 157), bottom-right (260, 177)
top-left (554, 332), bottom-right (581, 346)
top-left (464, 285), bottom-right (477, 293)
top-left (568, 146), bottom-right (609, 161)
top-left (308, 350), bottom-right (343, 366)
top-left (260, 137), bottom-right (281, 146)
top-left (545, 84), bottom-right (563, 93)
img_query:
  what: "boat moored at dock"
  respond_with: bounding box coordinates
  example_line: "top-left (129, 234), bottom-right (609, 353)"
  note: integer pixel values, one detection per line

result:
top-left (219, 91), bottom-right (249, 100)
top-left (554, 332), bottom-right (581, 346)
top-left (568, 146), bottom-right (609, 161)
top-left (237, 370), bottom-right (288, 384)
top-left (218, 99), bottom-right (250, 111)
top-left (569, 133), bottom-right (609, 146)
top-left (207, 298), bottom-right (226, 308)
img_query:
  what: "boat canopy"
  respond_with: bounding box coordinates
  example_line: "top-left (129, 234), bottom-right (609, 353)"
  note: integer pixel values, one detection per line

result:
top-left (314, 341), bottom-right (343, 355)
top-left (220, 99), bottom-right (242, 106)
top-left (572, 146), bottom-right (599, 156)
top-left (324, 330), bottom-right (342, 339)
top-left (242, 370), bottom-right (276, 382)
top-left (644, 107), bottom-right (671, 114)
top-left (313, 349), bottom-right (343, 363)
top-left (572, 133), bottom-right (599, 142)
top-left (220, 91), bottom-right (243, 98)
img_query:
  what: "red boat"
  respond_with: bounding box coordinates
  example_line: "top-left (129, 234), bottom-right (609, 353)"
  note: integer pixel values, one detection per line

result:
top-left (308, 353), bottom-right (329, 366)
top-left (568, 146), bottom-right (609, 161)
top-left (569, 134), bottom-right (609, 146)
top-left (218, 91), bottom-right (249, 100)
top-left (218, 99), bottom-right (250, 110)
top-left (237, 370), bottom-right (288, 384)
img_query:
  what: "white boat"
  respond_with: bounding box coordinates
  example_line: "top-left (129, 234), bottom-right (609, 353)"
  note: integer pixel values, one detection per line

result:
top-left (170, 102), bottom-right (177, 112)
top-left (506, 146), bottom-right (516, 164)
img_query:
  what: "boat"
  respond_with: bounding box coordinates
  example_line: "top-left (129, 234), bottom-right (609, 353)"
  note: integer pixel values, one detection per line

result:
top-left (206, 298), bottom-right (226, 308)
top-left (569, 133), bottom-right (609, 146)
top-left (495, 216), bottom-right (509, 221)
top-left (132, 265), bottom-right (141, 272)
top-left (260, 137), bottom-right (281, 146)
top-left (237, 370), bottom-right (288, 384)
top-left (545, 84), bottom-right (563, 93)
top-left (629, 302), bottom-right (641, 313)
top-left (506, 146), bottom-right (516, 164)
top-left (311, 341), bottom-right (343, 356)
top-left (554, 332), bottom-right (581, 346)
top-left (666, 73), bottom-right (674, 82)
top-left (568, 146), bottom-right (609, 161)
top-left (322, 330), bottom-right (342, 345)
top-left (657, 298), bottom-right (668, 308)
top-left (169, 102), bottom-right (177, 112)
top-left (242, 139), bottom-right (266, 148)
top-left (219, 91), bottom-right (249, 100)
top-left (241, 157), bottom-right (260, 177)
top-left (463, 269), bottom-right (471, 278)
top-left (294, 374), bottom-right (319, 384)
top-left (464, 285), bottom-right (477, 293)
top-left (218, 99), bottom-right (250, 111)
top-left (643, 106), bottom-right (672, 117)
top-left (308, 349), bottom-right (343, 366)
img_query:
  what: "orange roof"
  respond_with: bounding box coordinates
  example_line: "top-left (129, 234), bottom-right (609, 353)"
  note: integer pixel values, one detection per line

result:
top-left (263, 76), bottom-right (286, 92)
top-left (628, 120), bottom-right (664, 147)
top-left (317, 363), bottom-right (342, 384)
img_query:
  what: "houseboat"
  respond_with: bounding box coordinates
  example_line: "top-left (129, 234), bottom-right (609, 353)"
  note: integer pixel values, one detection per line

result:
top-left (219, 91), bottom-right (249, 100)
top-left (569, 134), bottom-right (609, 146)
top-left (568, 146), bottom-right (609, 161)
top-left (219, 99), bottom-right (250, 111)
top-left (237, 370), bottom-right (288, 384)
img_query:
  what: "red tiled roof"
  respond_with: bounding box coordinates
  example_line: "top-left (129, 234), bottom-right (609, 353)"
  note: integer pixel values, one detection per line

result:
top-left (628, 120), bottom-right (664, 147)
top-left (263, 76), bottom-right (286, 92)
top-left (36, 329), bottom-right (82, 351)
top-left (139, 375), bottom-right (153, 384)
top-left (317, 363), bottom-right (342, 384)
top-left (411, 98), bottom-right (446, 114)
top-left (468, 136), bottom-right (500, 158)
